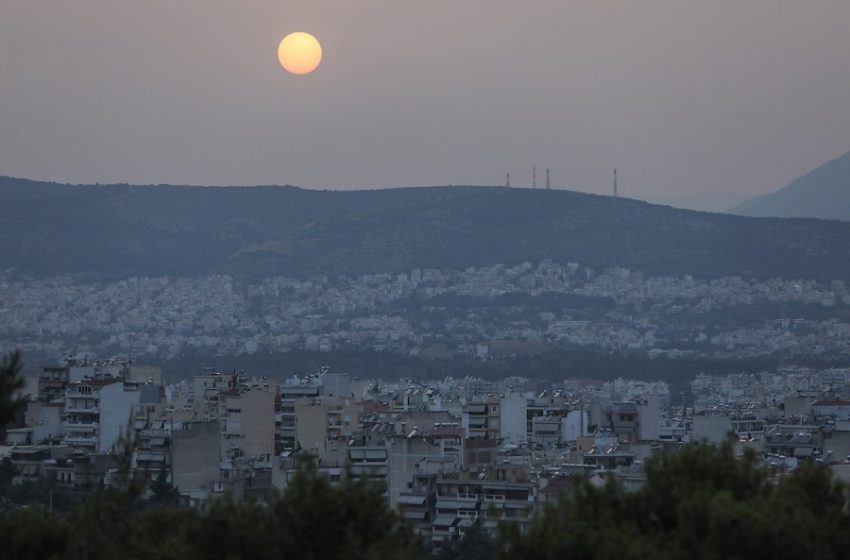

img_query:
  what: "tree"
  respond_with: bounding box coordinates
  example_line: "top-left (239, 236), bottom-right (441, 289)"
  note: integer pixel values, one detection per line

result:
top-left (0, 457), bottom-right (15, 498)
top-left (262, 460), bottom-right (423, 560)
top-left (147, 468), bottom-right (180, 508)
top-left (437, 519), bottom-right (495, 560)
top-left (1, 457), bottom-right (424, 560)
top-left (499, 442), bottom-right (850, 560)
top-left (0, 508), bottom-right (69, 560)
top-left (0, 350), bottom-right (27, 428)
top-left (6, 478), bottom-right (75, 514)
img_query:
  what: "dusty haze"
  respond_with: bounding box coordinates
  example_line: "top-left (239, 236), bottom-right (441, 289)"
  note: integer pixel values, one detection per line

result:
top-left (2, 1), bottom-right (849, 209)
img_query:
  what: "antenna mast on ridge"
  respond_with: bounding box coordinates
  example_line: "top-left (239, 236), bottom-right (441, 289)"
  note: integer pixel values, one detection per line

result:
top-left (533, 166), bottom-right (537, 188)
top-left (613, 168), bottom-right (618, 198)
top-left (506, 172), bottom-right (511, 188)
top-left (546, 169), bottom-right (551, 189)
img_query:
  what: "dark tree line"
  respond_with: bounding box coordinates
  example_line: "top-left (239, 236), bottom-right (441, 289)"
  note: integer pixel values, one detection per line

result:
top-left (501, 443), bottom-right (850, 560)
top-left (0, 463), bottom-right (424, 560)
top-left (159, 346), bottom-right (808, 386)
top-left (0, 350), bottom-right (26, 428)
top-left (4, 444), bottom-right (840, 560)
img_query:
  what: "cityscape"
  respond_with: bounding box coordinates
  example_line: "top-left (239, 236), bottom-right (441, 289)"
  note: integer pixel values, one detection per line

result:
top-left (4, 259), bottom-right (850, 362)
top-left (3, 1), bottom-right (850, 558)
top-left (6, 353), bottom-right (850, 548)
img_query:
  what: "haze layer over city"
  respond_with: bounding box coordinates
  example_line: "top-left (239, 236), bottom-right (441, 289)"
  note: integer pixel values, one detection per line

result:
top-left (2, 2), bottom-right (850, 559)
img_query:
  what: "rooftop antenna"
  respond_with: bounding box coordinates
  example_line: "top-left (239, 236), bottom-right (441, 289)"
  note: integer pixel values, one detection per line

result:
top-left (546, 168), bottom-right (551, 189)
top-left (613, 168), bottom-right (618, 198)
top-left (532, 166), bottom-right (537, 188)
top-left (506, 172), bottom-right (511, 188)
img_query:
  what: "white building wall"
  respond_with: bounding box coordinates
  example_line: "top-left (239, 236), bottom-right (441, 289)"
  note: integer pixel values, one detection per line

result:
top-left (638, 396), bottom-right (661, 441)
top-left (323, 373), bottom-right (352, 399)
top-left (387, 436), bottom-right (462, 509)
top-left (500, 393), bottom-right (527, 444)
top-left (173, 420), bottom-right (222, 494)
top-left (98, 383), bottom-right (141, 453)
top-left (33, 405), bottom-right (65, 443)
top-left (810, 403), bottom-right (850, 420)
top-left (692, 415), bottom-right (733, 444)
top-left (562, 410), bottom-right (589, 443)
top-left (239, 390), bottom-right (275, 458)
top-left (69, 367), bottom-right (95, 383)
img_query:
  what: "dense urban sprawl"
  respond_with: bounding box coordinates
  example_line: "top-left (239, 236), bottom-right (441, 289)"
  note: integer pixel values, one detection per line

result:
top-left (3, 260), bottom-right (850, 361)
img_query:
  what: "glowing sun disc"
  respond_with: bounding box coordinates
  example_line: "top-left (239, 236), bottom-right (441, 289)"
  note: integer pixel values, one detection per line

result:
top-left (278, 32), bottom-right (322, 75)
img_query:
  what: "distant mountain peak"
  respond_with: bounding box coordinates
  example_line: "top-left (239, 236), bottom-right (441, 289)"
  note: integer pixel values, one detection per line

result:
top-left (732, 150), bottom-right (850, 221)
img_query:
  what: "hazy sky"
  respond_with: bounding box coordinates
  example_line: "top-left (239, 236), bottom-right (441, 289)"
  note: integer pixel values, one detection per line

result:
top-left (2, 1), bottom-right (849, 208)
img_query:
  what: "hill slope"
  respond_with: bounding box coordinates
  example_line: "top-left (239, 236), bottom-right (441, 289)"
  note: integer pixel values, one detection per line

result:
top-left (2, 176), bottom-right (850, 281)
top-left (733, 150), bottom-right (850, 221)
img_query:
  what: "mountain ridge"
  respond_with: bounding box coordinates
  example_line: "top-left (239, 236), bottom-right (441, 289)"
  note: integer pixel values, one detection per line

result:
top-left (732, 150), bottom-right (850, 221)
top-left (3, 175), bottom-right (850, 281)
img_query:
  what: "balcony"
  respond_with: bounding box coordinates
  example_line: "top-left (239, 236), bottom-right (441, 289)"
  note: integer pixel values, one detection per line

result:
top-left (136, 452), bottom-right (167, 463)
top-left (65, 406), bottom-right (99, 415)
top-left (65, 422), bottom-right (97, 430)
top-left (65, 435), bottom-right (98, 446)
top-left (140, 429), bottom-right (169, 438)
top-left (39, 379), bottom-right (67, 387)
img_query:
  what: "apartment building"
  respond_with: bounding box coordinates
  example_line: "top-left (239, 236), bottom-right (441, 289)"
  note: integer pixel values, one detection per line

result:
top-left (64, 379), bottom-right (141, 453)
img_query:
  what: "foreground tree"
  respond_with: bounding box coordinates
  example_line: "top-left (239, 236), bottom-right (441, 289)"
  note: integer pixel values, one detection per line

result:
top-left (0, 350), bottom-right (27, 428)
top-left (0, 462), bottom-right (423, 560)
top-left (437, 519), bottom-right (495, 560)
top-left (500, 442), bottom-right (850, 560)
top-left (263, 460), bottom-right (423, 560)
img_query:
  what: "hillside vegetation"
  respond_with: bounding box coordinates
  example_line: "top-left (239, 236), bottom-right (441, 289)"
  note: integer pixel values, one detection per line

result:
top-left (3, 176), bottom-right (850, 280)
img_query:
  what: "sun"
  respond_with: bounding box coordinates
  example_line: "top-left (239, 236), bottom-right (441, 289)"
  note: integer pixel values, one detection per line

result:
top-left (277, 32), bottom-right (322, 75)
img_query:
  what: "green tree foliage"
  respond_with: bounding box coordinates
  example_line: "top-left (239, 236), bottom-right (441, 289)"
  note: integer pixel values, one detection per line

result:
top-left (437, 519), bottom-right (495, 560)
top-left (0, 461), bottom-right (423, 560)
top-left (0, 508), bottom-right (69, 560)
top-left (1, 438), bottom-right (850, 559)
top-left (6, 478), bottom-right (76, 514)
top-left (0, 350), bottom-right (26, 428)
top-left (147, 469), bottom-right (180, 508)
top-left (6, 177), bottom-right (850, 281)
top-left (0, 457), bottom-right (15, 498)
top-left (159, 347), bottom-right (818, 395)
top-left (500, 442), bottom-right (850, 560)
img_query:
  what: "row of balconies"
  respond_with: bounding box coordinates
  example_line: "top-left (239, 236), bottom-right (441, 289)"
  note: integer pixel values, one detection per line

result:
top-left (65, 421), bottom-right (97, 430)
top-left (65, 405), bottom-right (99, 414)
top-left (140, 428), bottom-right (170, 437)
top-left (65, 434), bottom-right (98, 445)
top-left (136, 451), bottom-right (167, 463)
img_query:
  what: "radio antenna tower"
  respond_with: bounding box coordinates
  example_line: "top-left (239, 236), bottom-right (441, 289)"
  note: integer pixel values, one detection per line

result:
top-left (533, 166), bottom-right (537, 188)
top-left (546, 168), bottom-right (551, 189)
top-left (506, 172), bottom-right (511, 188)
top-left (613, 168), bottom-right (618, 198)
